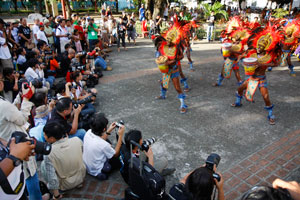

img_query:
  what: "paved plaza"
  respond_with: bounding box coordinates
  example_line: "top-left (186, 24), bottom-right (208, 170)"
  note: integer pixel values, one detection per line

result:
top-left (59, 39), bottom-right (300, 199)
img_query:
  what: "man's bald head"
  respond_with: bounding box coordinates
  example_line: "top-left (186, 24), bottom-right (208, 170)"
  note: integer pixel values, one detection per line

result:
top-left (68, 48), bottom-right (76, 58)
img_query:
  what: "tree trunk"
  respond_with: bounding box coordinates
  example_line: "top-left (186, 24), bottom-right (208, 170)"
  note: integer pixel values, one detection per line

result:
top-left (65, 0), bottom-right (72, 19)
top-left (116, 0), bottom-right (119, 13)
top-left (51, 0), bottom-right (59, 17)
top-left (145, 0), bottom-right (152, 19)
top-left (45, 0), bottom-right (51, 14)
top-left (39, 0), bottom-right (43, 14)
top-left (20, 0), bottom-right (27, 9)
top-left (12, 0), bottom-right (18, 12)
top-left (152, 0), bottom-right (166, 19)
top-left (289, 0), bottom-right (293, 14)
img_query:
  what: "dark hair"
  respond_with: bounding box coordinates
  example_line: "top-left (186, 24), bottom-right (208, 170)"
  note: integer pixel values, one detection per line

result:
top-left (43, 121), bottom-right (65, 140)
top-left (184, 167), bottom-right (215, 200)
top-left (125, 130), bottom-right (142, 149)
top-left (73, 29), bottom-right (78, 34)
top-left (55, 97), bottom-right (72, 112)
top-left (70, 71), bottom-right (81, 82)
top-left (59, 19), bottom-right (66, 24)
top-left (3, 68), bottom-right (14, 77)
top-left (25, 51), bottom-right (37, 60)
top-left (31, 92), bottom-right (46, 107)
top-left (241, 186), bottom-right (293, 200)
top-left (28, 58), bottom-right (38, 68)
top-left (55, 81), bottom-right (66, 95)
top-left (64, 43), bottom-right (71, 50)
top-left (16, 47), bottom-right (24, 56)
top-left (37, 40), bottom-right (46, 50)
top-left (90, 113), bottom-right (108, 136)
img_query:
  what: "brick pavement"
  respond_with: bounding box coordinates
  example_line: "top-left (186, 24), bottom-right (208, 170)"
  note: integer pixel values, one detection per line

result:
top-left (63, 129), bottom-right (299, 199)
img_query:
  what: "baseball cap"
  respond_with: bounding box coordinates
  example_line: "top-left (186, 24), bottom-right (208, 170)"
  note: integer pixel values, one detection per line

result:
top-left (44, 19), bottom-right (49, 24)
top-left (39, 22), bottom-right (44, 27)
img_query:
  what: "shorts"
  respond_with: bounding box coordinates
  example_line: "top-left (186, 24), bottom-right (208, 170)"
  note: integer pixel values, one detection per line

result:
top-left (127, 30), bottom-right (135, 40)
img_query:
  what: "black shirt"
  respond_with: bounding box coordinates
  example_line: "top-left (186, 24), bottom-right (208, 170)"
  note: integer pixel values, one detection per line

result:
top-left (117, 23), bottom-right (126, 35)
top-left (60, 55), bottom-right (71, 75)
top-left (122, 16), bottom-right (128, 26)
top-left (127, 23), bottom-right (134, 31)
top-left (169, 183), bottom-right (190, 200)
top-left (3, 79), bottom-right (18, 101)
top-left (18, 25), bottom-right (31, 46)
top-left (48, 108), bottom-right (72, 134)
top-left (208, 15), bottom-right (215, 26)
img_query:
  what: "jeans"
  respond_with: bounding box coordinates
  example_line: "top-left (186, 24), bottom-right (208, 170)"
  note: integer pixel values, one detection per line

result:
top-left (94, 56), bottom-right (107, 70)
top-left (117, 33), bottom-right (125, 48)
top-left (207, 25), bottom-right (214, 41)
top-left (46, 76), bottom-right (55, 88)
top-left (89, 39), bottom-right (99, 51)
top-left (80, 103), bottom-right (96, 116)
top-left (69, 128), bottom-right (86, 141)
top-left (26, 172), bottom-right (42, 200)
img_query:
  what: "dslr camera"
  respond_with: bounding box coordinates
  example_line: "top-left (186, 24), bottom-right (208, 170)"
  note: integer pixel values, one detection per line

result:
top-left (115, 120), bottom-right (124, 128)
top-left (141, 137), bottom-right (156, 152)
top-left (205, 153), bottom-right (221, 182)
top-left (8, 131), bottom-right (52, 155)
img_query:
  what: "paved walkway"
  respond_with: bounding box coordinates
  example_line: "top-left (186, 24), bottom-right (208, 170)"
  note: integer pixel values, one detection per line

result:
top-left (63, 39), bottom-right (300, 199)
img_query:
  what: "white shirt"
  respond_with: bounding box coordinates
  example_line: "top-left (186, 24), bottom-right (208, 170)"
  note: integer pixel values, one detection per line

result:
top-left (0, 32), bottom-right (11, 59)
top-left (72, 81), bottom-right (83, 99)
top-left (12, 27), bottom-right (19, 43)
top-left (37, 30), bottom-right (48, 45)
top-left (24, 67), bottom-right (39, 82)
top-left (83, 130), bottom-right (115, 176)
top-left (32, 24), bottom-right (40, 44)
top-left (56, 25), bottom-right (69, 42)
top-left (17, 54), bottom-right (26, 65)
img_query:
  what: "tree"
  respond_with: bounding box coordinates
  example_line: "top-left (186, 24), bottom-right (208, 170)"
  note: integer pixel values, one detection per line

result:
top-left (201, 1), bottom-right (228, 20)
top-left (145, 0), bottom-right (167, 20)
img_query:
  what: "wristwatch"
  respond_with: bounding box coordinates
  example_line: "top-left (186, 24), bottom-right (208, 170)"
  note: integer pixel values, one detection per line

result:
top-left (7, 155), bottom-right (22, 167)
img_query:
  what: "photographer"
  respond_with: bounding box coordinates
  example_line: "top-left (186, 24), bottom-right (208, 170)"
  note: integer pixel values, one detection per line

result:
top-left (93, 47), bottom-right (113, 71)
top-left (87, 18), bottom-right (99, 51)
top-left (61, 48), bottom-right (75, 78)
top-left (71, 71), bottom-right (96, 116)
top-left (120, 130), bottom-right (175, 183)
top-left (0, 18), bottom-right (14, 71)
top-left (56, 19), bottom-right (70, 53)
top-left (47, 97), bottom-right (86, 140)
top-left (83, 113), bottom-right (124, 180)
top-left (0, 136), bottom-right (35, 200)
top-left (37, 23), bottom-right (48, 45)
top-left (55, 81), bottom-right (74, 100)
top-left (2, 68), bottom-right (19, 102)
top-left (168, 159), bottom-right (225, 200)
top-left (240, 178), bottom-right (300, 200)
top-left (0, 74), bottom-right (44, 199)
top-left (41, 121), bottom-right (86, 198)
top-left (117, 17), bottom-right (127, 52)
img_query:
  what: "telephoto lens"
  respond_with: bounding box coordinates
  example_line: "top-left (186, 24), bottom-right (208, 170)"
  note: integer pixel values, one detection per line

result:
top-left (141, 137), bottom-right (157, 152)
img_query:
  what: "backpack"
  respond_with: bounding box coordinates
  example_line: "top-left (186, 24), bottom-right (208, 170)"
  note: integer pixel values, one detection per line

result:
top-left (128, 157), bottom-right (167, 200)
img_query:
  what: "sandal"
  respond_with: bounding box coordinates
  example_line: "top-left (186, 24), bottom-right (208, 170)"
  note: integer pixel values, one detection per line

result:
top-left (180, 107), bottom-right (187, 114)
top-left (269, 118), bottom-right (275, 125)
top-left (231, 103), bottom-right (242, 107)
top-left (184, 88), bottom-right (190, 92)
top-left (156, 96), bottom-right (166, 100)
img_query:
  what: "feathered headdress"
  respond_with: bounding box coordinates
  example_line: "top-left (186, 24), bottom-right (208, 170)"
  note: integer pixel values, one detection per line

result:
top-left (249, 24), bottom-right (283, 52)
top-left (229, 27), bottom-right (251, 45)
top-left (161, 16), bottom-right (184, 45)
top-left (225, 16), bottom-right (244, 34)
top-left (284, 19), bottom-right (300, 38)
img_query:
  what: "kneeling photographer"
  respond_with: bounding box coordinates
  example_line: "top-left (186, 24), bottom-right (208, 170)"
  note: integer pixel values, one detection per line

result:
top-left (83, 113), bottom-right (125, 180)
top-left (71, 71), bottom-right (97, 117)
top-left (120, 130), bottom-right (175, 184)
top-left (168, 153), bottom-right (225, 200)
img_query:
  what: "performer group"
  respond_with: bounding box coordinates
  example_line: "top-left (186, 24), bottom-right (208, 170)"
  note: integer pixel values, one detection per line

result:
top-left (152, 15), bottom-right (300, 125)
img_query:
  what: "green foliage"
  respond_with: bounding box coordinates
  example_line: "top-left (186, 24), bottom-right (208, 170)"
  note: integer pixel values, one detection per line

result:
top-left (201, 1), bottom-right (228, 20)
top-left (273, 8), bottom-right (289, 18)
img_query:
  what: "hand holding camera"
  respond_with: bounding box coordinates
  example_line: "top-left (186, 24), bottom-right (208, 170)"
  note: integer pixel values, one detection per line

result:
top-left (22, 82), bottom-right (35, 100)
top-left (9, 137), bottom-right (35, 161)
top-left (117, 124), bottom-right (125, 137)
top-left (74, 104), bottom-right (83, 115)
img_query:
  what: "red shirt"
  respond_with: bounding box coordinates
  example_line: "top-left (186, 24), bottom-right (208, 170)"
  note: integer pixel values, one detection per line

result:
top-left (74, 25), bottom-right (85, 40)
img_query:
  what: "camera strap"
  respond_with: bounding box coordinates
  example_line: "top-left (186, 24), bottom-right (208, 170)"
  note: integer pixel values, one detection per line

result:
top-left (0, 167), bottom-right (24, 195)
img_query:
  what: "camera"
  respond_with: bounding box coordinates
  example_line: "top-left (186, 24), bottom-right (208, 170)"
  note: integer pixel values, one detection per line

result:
top-left (8, 131), bottom-right (52, 155)
top-left (87, 89), bottom-right (97, 97)
top-left (72, 95), bottom-right (94, 109)
top-left (141, 137), bottom-right (157, 152)
top-left (66, 33), bottom-right (71, 39)
top-left (115, 120), bottom-right (124, 128)
top-left (77, 51), bottom-right (87, 57)
top-left (205, 153), bottom-right (221, 182)
top-left (76, 65), bottom-right (86, 71)
top-left (47, 94), bottom-right (57, 103)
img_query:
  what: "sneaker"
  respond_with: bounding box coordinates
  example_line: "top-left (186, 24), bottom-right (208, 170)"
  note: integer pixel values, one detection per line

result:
top-left (161, 168), bottom-right (176, 176)
top-left (105, 66), bottom-right (113, 71)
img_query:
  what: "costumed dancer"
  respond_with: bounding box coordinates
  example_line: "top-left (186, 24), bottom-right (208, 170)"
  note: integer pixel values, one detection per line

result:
top-left (215, 17), bottom-right (250, 87)
top-left (231, 25), bottom-right (283, 125)
top-left (275, 20), bottom-right (300, 76)
top-left (153, 24), bottom-right (188, 113)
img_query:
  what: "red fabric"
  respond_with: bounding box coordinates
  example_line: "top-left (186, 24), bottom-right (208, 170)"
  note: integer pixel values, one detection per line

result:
top-left (50, 59), bottom-right (59, 71)
top-left (66, 72), bottom-right (72, 83)
top-left (74, 25), bottom-right (85, 40)
top-left (142, 21), bottom-right (147, 32)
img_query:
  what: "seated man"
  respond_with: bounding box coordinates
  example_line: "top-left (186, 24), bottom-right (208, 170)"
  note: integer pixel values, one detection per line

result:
top-left (41, 121), bottom-right (86, 198)
top-left (83, 113), bottom-right (125, 180)
top-left (169, 166), bottom-right (224, 200)
top-left (120, 130), bottom-right (175, 183)
top-left (2, 68), bottom-right (19, 102)
top-left (47, 97), bottom-right (86, 140)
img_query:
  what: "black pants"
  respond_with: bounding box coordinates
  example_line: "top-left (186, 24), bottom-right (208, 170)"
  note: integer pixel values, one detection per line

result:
top-left (117, 33), bottom-right (125, 48)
